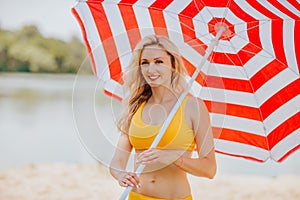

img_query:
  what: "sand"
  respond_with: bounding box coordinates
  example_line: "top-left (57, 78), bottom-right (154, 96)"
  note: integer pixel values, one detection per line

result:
top-left (0, 163), bottom-right (299, 200)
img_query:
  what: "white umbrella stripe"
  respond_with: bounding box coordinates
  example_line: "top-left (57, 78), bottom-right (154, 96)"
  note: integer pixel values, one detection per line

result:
top-left (103, 3), bottom-right (132, 68)
top-left (243, 50), bottom-right (275, 78)
top-left (192, 84), bottom-right (258, 107)
top-left (133, 1), bottom-right (156, 38)
top-left (283, 20), bottom-right (299, 74)
top-left (259, 20), bottom-right (275, 57)
top-left (75, 3), bottom-right (106, 76)
top-left (270, 129), bottom-right (300, 161)
top-left (278, 0), bottom-right (300, 16)
top-left (255, 68), bottom-right (298, 106)
top-left (211, 113), bottom-right (265, 136)
top-left (200, 63), bottom-right (249, 80)
top-left (257, 0), bottom-right (291, 19)
top-left (264, 95), bottom-right (300, 134)
top-left (163, 0), bottom-right (193, 14)
top-left (214, 139), bottom-right (270, 162)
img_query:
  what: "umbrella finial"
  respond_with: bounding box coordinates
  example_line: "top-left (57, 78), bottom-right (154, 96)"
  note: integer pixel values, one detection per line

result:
top-left (214, 21), bottom-right (234, 40)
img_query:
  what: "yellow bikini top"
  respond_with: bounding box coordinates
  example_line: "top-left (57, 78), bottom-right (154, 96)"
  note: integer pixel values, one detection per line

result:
top-left (128, 96), bottom-right (196, 151)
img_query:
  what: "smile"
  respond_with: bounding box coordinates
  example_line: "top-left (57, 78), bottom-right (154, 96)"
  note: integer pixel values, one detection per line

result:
top-left (148, 75), bottom-right (160, 81)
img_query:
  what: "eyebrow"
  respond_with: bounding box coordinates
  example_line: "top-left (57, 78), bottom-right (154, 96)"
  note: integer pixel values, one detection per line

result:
top-left (141, 57), bottom-right (164, 60)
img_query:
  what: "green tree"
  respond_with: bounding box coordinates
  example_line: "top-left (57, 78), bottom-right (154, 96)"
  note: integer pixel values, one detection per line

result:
top-left (0, 29), bottom-right (14, 71)
top-left (8, 40), bottom-right (58, 72)
top-left (63, 36), bottom-right (88, 73)
top-left (0, 25), bottom-right (88, 73)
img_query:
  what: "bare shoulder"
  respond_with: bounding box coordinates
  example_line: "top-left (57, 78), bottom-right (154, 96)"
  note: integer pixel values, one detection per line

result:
top-left (185, 96), bottom-right (207, 113)
top-left (184, 96), bottom-right (208, 132)
top-left (185, 95), bottom-right (210, 123)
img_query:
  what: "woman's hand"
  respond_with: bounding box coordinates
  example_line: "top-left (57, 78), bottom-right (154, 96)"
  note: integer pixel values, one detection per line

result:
top-left (136, 148), bottom-right (180, 166)
top-left (117, 171), bottom-right (140, 188)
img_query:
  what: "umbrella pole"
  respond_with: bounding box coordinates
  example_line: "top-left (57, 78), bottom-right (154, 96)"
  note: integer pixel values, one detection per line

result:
top-left (119, 27), bottom-right (225, 200)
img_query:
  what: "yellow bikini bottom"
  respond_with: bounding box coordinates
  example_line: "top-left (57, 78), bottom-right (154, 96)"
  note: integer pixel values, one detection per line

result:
top-left (128, 191), bottom-right (192, 200)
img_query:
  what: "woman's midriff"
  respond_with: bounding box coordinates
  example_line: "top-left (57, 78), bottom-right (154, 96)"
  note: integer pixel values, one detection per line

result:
top-left (132, 151), bottom-right (192, 199)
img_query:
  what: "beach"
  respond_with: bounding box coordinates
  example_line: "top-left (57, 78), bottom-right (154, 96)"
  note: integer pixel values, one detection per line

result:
top-left (0, 162), bottom-right (299, 200)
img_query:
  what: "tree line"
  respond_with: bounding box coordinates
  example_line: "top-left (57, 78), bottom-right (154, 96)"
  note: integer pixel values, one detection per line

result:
top-left (0, 25), bottom-right (89, 73)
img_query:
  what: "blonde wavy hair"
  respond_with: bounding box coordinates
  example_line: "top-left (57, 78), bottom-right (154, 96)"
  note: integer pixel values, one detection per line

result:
top-left (117, 35), bottom-right (187, 134)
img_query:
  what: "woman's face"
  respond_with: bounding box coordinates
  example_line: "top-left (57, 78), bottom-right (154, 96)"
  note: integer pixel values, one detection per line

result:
top-left (140, 45), bottom-right (173, 88)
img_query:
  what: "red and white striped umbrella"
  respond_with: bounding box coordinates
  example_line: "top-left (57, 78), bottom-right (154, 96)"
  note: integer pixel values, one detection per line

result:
top-left (72, 0), bottom-right (300, 163)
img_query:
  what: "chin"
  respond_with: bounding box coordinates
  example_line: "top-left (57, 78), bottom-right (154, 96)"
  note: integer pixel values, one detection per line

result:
top-left (146, 80), bottom-right (159, 87)
top-left (148, 83), bottom-right (160, 87)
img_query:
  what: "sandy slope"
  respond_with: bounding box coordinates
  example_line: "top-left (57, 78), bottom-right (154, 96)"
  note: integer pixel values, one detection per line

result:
top-left (0, 163), bottom-right (299, 200)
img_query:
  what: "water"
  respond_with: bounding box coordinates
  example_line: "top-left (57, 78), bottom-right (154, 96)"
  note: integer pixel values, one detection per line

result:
top-left (0, 73), bottom-right (299, 177)
top-left (0, 73), bottom-right (95, 168)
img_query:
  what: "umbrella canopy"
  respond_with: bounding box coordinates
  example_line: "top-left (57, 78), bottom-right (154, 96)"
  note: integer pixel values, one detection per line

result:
top-left (72, 0), bottom-right (300, 163)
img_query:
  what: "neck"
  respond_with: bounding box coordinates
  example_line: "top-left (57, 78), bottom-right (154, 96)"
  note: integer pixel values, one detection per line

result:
top-left (149, 86), bottom-right (180, 104)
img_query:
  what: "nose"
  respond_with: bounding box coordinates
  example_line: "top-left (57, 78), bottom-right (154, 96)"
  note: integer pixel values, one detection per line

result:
top-left (147, 62), bottom-right (157, 73)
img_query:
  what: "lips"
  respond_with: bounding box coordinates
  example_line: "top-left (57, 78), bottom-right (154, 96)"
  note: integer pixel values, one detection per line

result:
top-left (148, 75), bottom-right (160, 81)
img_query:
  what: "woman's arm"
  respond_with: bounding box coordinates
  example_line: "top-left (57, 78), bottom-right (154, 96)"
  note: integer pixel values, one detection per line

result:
top-left (174, 97), bottom-right (216, 178)
top-left (109, 133), bottom-right (140, 187)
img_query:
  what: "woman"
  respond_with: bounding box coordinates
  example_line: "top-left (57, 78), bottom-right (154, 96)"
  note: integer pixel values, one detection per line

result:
top-left (110, 35), bottom-right (216, 200)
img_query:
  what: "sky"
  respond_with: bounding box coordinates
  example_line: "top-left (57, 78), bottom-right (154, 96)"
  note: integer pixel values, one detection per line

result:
top-left (0, 0), bottom-right (82, 41)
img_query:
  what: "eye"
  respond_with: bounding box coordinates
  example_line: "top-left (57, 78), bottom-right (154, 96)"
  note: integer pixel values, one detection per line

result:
top-left (140, 61), bottom-right (149, 67)
top-left (155, 60), bottom-right (163, 64)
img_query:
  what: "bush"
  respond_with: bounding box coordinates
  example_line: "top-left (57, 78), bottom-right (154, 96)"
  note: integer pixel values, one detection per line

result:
top-left (0, 25), bottom-right (87, 74)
